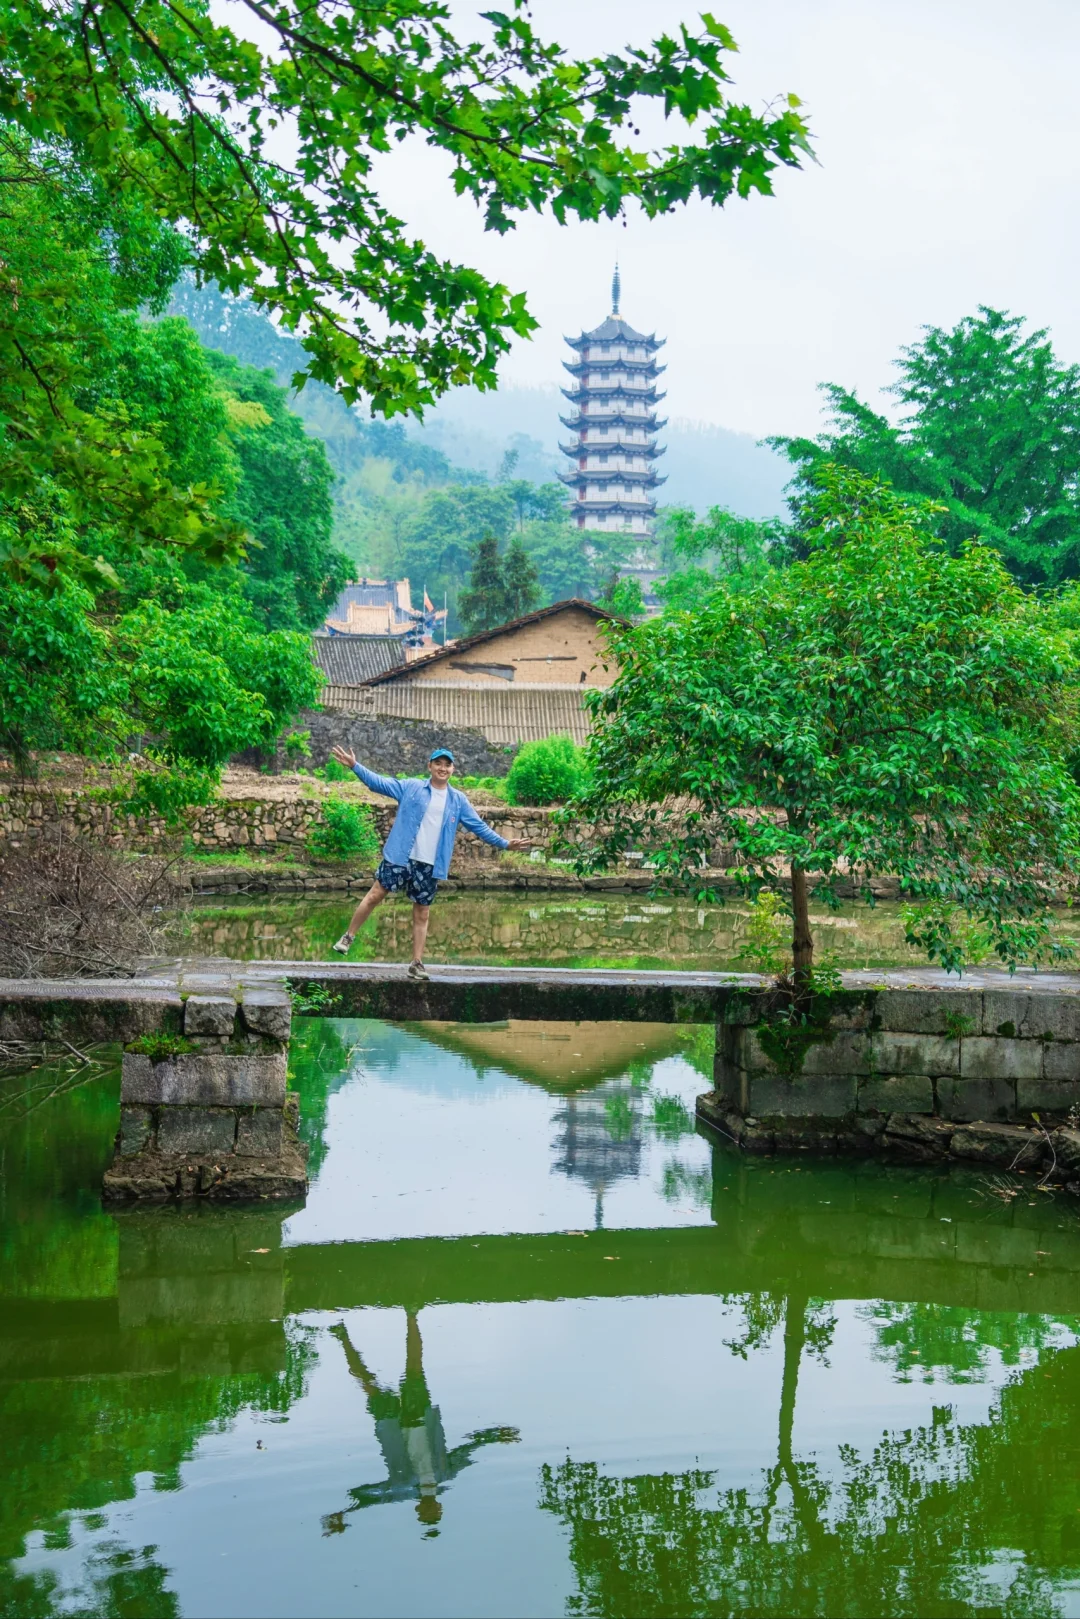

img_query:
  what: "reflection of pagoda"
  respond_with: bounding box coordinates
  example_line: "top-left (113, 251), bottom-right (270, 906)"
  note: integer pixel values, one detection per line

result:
top-left (559, 266), bottom-right (667, 538)
top-left (551, 1080), bottom-right (644, 1228)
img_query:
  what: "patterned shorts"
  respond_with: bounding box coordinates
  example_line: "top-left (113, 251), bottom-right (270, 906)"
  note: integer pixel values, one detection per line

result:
top-left (375, 857), bottom-right (439, 907)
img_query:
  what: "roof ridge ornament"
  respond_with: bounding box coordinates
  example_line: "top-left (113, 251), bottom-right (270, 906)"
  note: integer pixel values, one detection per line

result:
top-left (611, 262), bottom-right (621, 316)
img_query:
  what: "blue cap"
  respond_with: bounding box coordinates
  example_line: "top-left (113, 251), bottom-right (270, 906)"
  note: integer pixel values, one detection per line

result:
top-left (429, 748), bottom-right (454, 763)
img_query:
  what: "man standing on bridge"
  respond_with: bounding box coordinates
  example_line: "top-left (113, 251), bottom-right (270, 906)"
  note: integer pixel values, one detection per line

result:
top-left (329, 744), bottom-right (531, 979)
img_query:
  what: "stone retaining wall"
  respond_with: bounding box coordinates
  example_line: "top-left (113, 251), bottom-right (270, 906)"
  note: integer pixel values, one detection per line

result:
top-left (250, 708), bottom-right (518, 777)
top-left (696, 979), bottom-right (1080, 1186)
top-left (0, 777), bottom-right (554, 868)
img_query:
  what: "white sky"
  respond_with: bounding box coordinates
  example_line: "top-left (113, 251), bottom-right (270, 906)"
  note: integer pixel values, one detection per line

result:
top-left (371, 0), bottom-right (1080, 439)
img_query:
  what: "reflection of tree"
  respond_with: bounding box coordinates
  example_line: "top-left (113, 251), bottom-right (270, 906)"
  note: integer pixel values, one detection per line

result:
top-left (3, 1537), bottom-right (180, 1619)
top-left (0, 1319), bottom-right (315, 1612)
top-left (540, 1328), bottom-right (1080, 1618)
top-left (863, 1301), bottom-right (1080, 1384)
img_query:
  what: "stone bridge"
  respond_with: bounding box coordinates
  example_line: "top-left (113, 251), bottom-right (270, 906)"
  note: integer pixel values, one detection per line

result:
top-left (3, 960), bottom-right (1080, 1202)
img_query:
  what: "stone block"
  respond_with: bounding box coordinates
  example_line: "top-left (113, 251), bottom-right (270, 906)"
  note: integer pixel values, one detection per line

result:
top-left (236, 1108), bottom-right (285, 1157)
top-left (1040, 1043), bottom-right (1080, 1082)
top-left (119, 1106), bottom-right (153, 1156)
top-left (1017, 1077), bottom-right (1080, 1116)
top-left (184, 995), bottom-right (237, 1038)
top-left (157, 1108), bottom-right (237, 1156)
top-left (875, 988), bottom-right (982, 1036)
top-left (858, 1074), bottom-right (934, 1115)
top-left (882, 1113), bottom-right (955, 1154)
top-left (982, 988), bottom-right (1080, 1043)
top-left (949, 1122), bottom-right (1043, 1169)
top-left (122, 1051), bottom-right (287, 1107)
top-left (960, 1037), bottom-right (1042, 1082)
top-left (873, 1031), bottom-right (959, 1077)
top-left (799, 1031), bottom-right (875, 1076)
top-left (239, 987), bottom-right (292, 1042)
top-left (938, 1076), bottom-right (1016, 1122)
top-left (746, 1071), bottom-right (857, 1118)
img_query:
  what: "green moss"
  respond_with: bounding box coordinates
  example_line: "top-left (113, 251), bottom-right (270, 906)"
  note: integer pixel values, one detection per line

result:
top-left (755, 1016), bottom-right (834, 1076)
top-left (124, 1033), bottom-right (193, 1060)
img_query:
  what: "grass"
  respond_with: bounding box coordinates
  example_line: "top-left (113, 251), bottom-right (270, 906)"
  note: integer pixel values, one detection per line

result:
top-left (184, 847), bottom-right (304, 871)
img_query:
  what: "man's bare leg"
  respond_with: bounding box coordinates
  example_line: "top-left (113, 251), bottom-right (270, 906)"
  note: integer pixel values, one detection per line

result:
top-left (411, 904), bottom-right (431, 967)
top-left (332, 881), bottom-right (388, 954)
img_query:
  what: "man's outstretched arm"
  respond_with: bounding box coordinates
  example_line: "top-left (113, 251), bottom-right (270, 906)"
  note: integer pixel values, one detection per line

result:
top-left (331, 745), bottom-right (405, 802)
top-left (458, 799), bottom-right (530, 852)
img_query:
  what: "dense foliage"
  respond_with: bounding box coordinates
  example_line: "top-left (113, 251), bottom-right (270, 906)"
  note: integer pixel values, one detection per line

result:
top-left (1, 2), bottom-right (811, 415)
top-left (459, 533), bottom-right (540, 633)
top-left (573, 466), bottom-right (1080, 980)
top-left (306, 798), bottom-right (381, 866)
top-left (506, 736), bottom-right (588, 807)
top-left (0, 143), bottom-right (323, 805)
top-left (775, 308), bottom-right (1080, 586)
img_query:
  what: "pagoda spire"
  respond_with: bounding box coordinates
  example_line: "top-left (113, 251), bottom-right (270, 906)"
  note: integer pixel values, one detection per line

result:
top-left (611, 263), bottom-right (621, 315)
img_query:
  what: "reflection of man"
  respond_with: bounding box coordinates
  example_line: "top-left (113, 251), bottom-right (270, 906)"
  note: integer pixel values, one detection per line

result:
top-left (324, 1313), bottom-right (519, 1536)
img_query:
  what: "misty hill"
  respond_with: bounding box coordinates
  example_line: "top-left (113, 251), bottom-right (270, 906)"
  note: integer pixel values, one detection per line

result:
top-left (169, 280), bottom-right (790, 521)
top-left (410, 383), bottom-right (792, 518)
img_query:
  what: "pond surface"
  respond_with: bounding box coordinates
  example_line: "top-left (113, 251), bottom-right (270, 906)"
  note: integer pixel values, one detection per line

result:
top-left (182, 889), bottom-right (1080, 970)
top-left (4, 1021), bottom-right (1080, 1617)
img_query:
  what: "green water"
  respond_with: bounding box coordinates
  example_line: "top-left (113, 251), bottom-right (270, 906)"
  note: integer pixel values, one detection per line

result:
top-left (183, 889), bottom-right (1080, 970)
top-left (4, 1020), bottom-right (1080, 1617)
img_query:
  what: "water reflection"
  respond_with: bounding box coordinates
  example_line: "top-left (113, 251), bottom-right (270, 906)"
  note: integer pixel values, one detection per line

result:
top-left (182, 890), bottom-right (1080, 971)
top-left (323, 1313), bottom-right (519, 1536)
top-left (5, 1027), bottom-right (1080, 1617)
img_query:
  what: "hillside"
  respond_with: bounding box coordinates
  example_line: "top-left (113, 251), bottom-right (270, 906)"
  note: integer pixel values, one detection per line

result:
top-left (169, 280), bottom-right (790, 525)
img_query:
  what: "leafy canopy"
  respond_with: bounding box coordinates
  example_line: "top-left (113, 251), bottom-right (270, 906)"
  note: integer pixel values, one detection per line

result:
top-left (774, 307), bottom-right (1080, 587)
top-left (573, 465), bottom-right (1080, 977)
top-left (656, 503), bottom-right (784, 611)
top-left (459, 531), bottom-right (540, 633)
top-left (0, 1), bottom-right (810, 414)
top-left (0, 135), bottom-right (246, 590)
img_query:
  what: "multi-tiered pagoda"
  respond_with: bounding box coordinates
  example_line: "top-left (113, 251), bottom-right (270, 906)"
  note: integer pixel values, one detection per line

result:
top-left (559, 268), bottom-right (666, 536)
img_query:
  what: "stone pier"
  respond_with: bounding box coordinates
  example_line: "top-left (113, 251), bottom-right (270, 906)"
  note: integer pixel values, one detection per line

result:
top-left (102, 975), bottom-right (307, 1204)
top-left (696, 981), bottom-right (1080, 1182)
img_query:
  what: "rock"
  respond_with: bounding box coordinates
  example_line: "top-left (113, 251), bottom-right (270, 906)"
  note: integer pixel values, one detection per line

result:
top-left (236, 1108), bottom-right (286, 1157)
top-left (882, 1113), bottom-right (954, 1158)
top-left (118, 1106), bottom-right (152, 1157)
top-left (1051, 1127), bottom-right (1080, 1178)
top-left (157, 1107), bottom-right (237, 1156)
top-left (949, 1122), bottom-right (1044, 1169)
top-left (184, 994), bottom-right (237, 1038)
top-left (239, 987), bottom-right (292, 1042)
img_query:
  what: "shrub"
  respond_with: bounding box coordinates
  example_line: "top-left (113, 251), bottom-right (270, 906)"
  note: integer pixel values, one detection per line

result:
top-left (281, 729), bottom-right (312, 769)
top-left (306, 797), bottom-right (381, 865)
top-left (505, 735), bottom-right (587, 806)
top-left (319, 757), bottom-right (352, 782)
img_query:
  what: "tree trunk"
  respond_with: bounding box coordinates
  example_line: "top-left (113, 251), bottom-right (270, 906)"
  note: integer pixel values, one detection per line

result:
top-left (791, 863), bottom-right (814, 989)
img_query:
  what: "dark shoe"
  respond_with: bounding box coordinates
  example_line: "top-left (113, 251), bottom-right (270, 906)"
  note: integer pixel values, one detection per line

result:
top-left (407, 960), bottom-right (430, 982)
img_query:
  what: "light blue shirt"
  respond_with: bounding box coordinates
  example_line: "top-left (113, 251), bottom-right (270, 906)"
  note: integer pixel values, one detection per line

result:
top-left (351, 763), bottom-right (508, 880)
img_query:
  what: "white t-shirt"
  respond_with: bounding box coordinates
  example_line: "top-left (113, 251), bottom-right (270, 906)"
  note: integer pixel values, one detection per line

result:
top-left (409, 785), bottom-right (449, 865)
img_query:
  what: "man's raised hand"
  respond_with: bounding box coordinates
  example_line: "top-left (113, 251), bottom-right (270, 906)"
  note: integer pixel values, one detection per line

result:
top-left (332, 745), bottom-right (357, 770)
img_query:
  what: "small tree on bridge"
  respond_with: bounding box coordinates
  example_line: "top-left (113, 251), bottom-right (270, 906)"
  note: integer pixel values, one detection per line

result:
top-left (572, 466), bottom-right (1080, 984)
